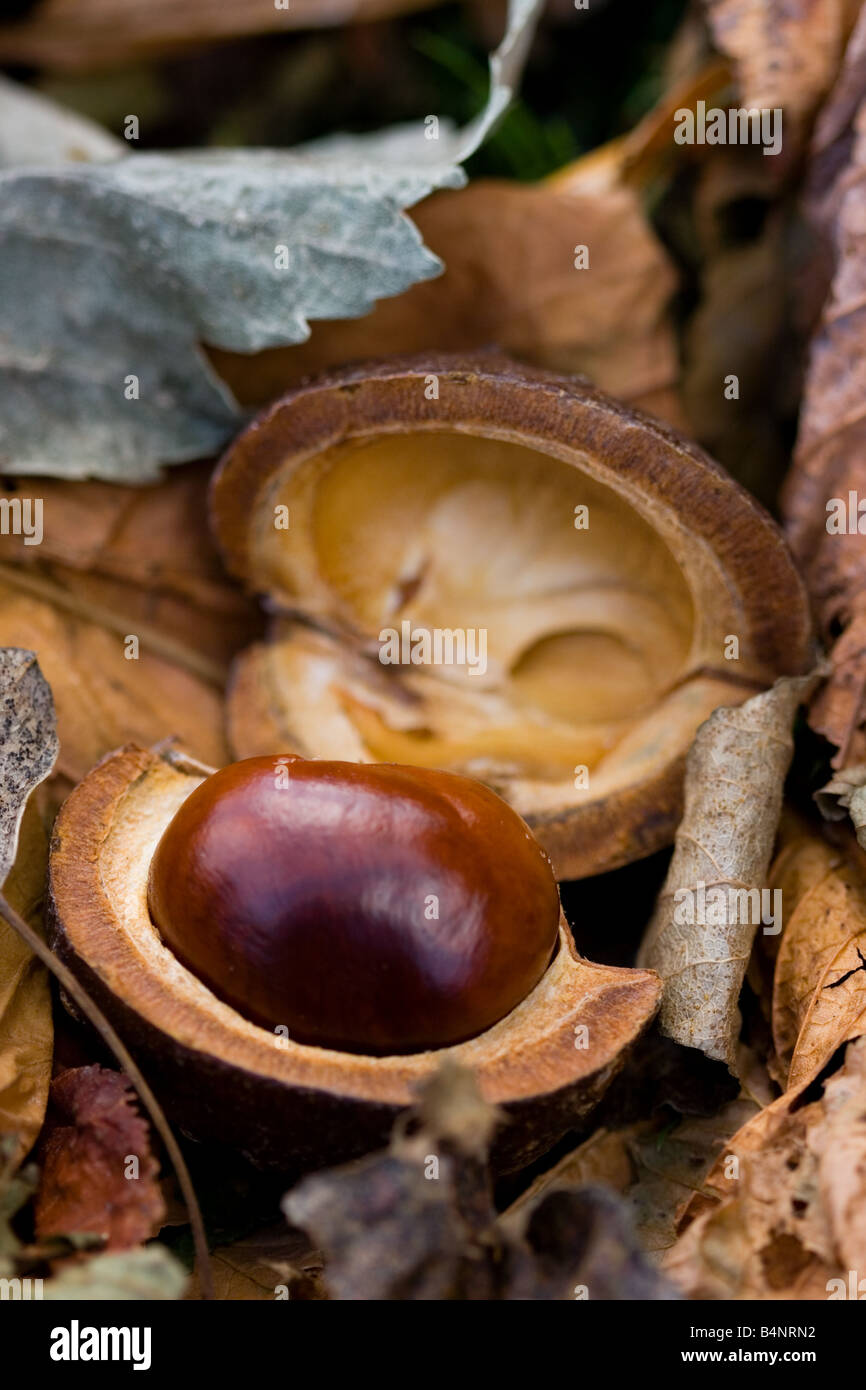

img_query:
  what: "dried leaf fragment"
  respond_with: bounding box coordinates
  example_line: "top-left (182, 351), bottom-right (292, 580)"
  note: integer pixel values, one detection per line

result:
top-left (0, 649), bottom-right (58, 1159)
top-left (0, 648), bottom-right (58, 887)
top-left (0, 790), bottom-right (54, 1160)
top-left (666, 1036), bottom-right (866, 1298)
top-left (639, 674), bottom-right (817, 1072)
top-left (782, 8), bottom-right (866, 765)
top-left (284, 1062), bottom-right (675, 1300)
top-left (35, 1066), bottom-right (165, 1252)
top-left (769, 832), bottom-right (866, 1088)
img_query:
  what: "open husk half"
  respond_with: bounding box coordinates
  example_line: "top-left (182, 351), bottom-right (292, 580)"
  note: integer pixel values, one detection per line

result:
top-left (47, 745), bottom-right (662, 1173)
top-left (212, 353), bottom-right (813, 880)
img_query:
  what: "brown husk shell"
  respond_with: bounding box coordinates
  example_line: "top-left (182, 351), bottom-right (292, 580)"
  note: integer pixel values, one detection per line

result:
top-left (47, 744), bottom-right (663, 1174)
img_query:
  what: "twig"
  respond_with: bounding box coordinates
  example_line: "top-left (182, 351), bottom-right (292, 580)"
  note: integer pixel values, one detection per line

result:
top-left (0, 891), bottom-right (214, 1300)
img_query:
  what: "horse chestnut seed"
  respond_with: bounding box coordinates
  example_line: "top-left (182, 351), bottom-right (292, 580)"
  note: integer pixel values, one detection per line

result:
top-left (147, 755), bottom-right (560, 1055)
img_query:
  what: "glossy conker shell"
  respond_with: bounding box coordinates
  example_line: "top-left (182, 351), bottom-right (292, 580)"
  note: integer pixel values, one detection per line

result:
top-left (147, 755), bottom-right (560, 1054)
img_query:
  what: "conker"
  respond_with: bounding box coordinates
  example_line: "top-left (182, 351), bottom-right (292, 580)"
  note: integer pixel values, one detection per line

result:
top-left (147, 755), bottom-right (560, 1054)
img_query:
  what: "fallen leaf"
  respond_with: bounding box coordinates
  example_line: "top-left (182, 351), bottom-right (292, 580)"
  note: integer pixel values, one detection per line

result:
top-left (0, 461), bottom-right (261, 669)
top-left (0, 648), bottom-right (58, 883)
top-left (769, 831), bottom-right (866, 1088)
top-left (42, 1245), bottom-right (187, 1300)
top-left (0, 790), bottom-right (54, 1161)
top-left (702, 0), bottom-right (859, 156)
top-left (0, 589), bottom-right (228, 785)
top-left (815, 762), bottom-right (866, 848)
top-left (0, 649), bottom-right (58, 1161)
top-left (0, 1), bottom-right (542, 479)
top-left (782, 6), bottom-right (866, 767)
top-left (0, 75), bottom-right (122, 168)
top-left (0, 0), bottom-right (460, 72)
top-left (666, 1036), bottom-right (866, 1298)
top-left (0, 1138), bottom-right (38, 1264)
top-left (186, 1225), bottom-right (324, 1301)
top-left (507, 1098), bottom-right (761, 1263)
top-left (284, 1060), bottom-right (676, 1300)
top-left (212, 171), bottom-right (682, 425)
top-left (638, 674), bottom-right (817, 1072)
top-left (34, 1066), bottom-right (165, 1252)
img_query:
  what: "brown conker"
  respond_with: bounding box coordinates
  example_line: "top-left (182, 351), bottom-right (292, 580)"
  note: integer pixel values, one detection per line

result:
top-left (146, 755), bottom-right (560, 1055)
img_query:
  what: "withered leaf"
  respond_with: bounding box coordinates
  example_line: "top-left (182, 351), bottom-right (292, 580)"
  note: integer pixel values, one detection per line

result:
top-left (0, 1), bottom-right (542, 480)
top-left (186, 1225), bottom-right (323, 1302)
top-left (42, 1246), bottom-right (186, 1300)
top-left (0, 790), bottom-right (54, 1161)
top-left (702, 0), bottom-right (859, 154)
top-left (507, 1100), bottom-right (761, 1261)
top-left (815, 763), bottom-right (866, 848)
top-left (0, 649), bottom-right (57, 1159)
top-left (212, 171), bottom-right (682, 426)
top-left (0, 586), bottom-right (228, 786)
top-left (666, 1036), bottom-right (866, 1299)
top-left (769, 832), bottom-right (866, 1089)
top-left (0, 0), bottom-right (463, 72)
top-left (638, 674), bottom-right (816, 1072)
top-left (0, 462), bottom-right (260, 669)
top-left (284, 1062), bottom-right (675, 1300)
top-left (783, 6), bottom-right (866, 767)
top-left (0, 75), bottom-right (122, 169)
top-left (0, 1138), bottom-right (37, 1262)
top-left (0, 648), bottom-right (58, 886)
top-left (35, 1066), bottom-right (165, 1252)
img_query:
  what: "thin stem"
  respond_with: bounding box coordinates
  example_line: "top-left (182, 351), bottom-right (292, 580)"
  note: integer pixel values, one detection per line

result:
top-left (0, 892), bottom-right (213, 1300)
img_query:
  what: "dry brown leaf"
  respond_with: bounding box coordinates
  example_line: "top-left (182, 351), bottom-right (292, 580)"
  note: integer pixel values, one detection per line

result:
top-left (0, 464), bottom-right (258, 670)
top-left (0, 0), bottom-right (449, 71)
top-left (284, 1062), bottom-right (675, 1300)
top-left (769, 835), bottom-right (866, 1088)
top-left (506, 1101), bottom-right (760, 1263)
top-left (185, 1225), bottom-right (324, 1301)
top-left (0, 584), bottom-right (228, 785)
top-left (782, 7), bottom-right (866, 767)
top-left (212, 177), bottom-right (683, 427)
top-left (638, 675), bottom-right (816, 1072)
top-left (666, 1036), bottom-right (866, 1298)
top-left (0, 790), bottom-right (54, 1162)
top-left (35, 1065), bottom-right (165, 1251)
top-left (0, 650), bottom-right (58, 1163)
top-left (702, 0), bottom-right (860, 156)
top-left (679, 150), bottom-right (796, 501)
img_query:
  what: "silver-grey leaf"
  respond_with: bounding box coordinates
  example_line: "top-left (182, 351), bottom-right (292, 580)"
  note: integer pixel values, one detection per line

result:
top-left (0, 76), bottom-right (123, 170)
top-left (0, 153), bottom-right (451, 481)
top-left (0, 0), bottom-right (542, 483)
top-left (0, 648), bottom-right (59, 889)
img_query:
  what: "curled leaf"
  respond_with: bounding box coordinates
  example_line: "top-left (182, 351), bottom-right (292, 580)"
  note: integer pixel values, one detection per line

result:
top-left (815, 764), bottom-right (866, 849)
top-left (638, 674), bottom-right (817, 1072)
